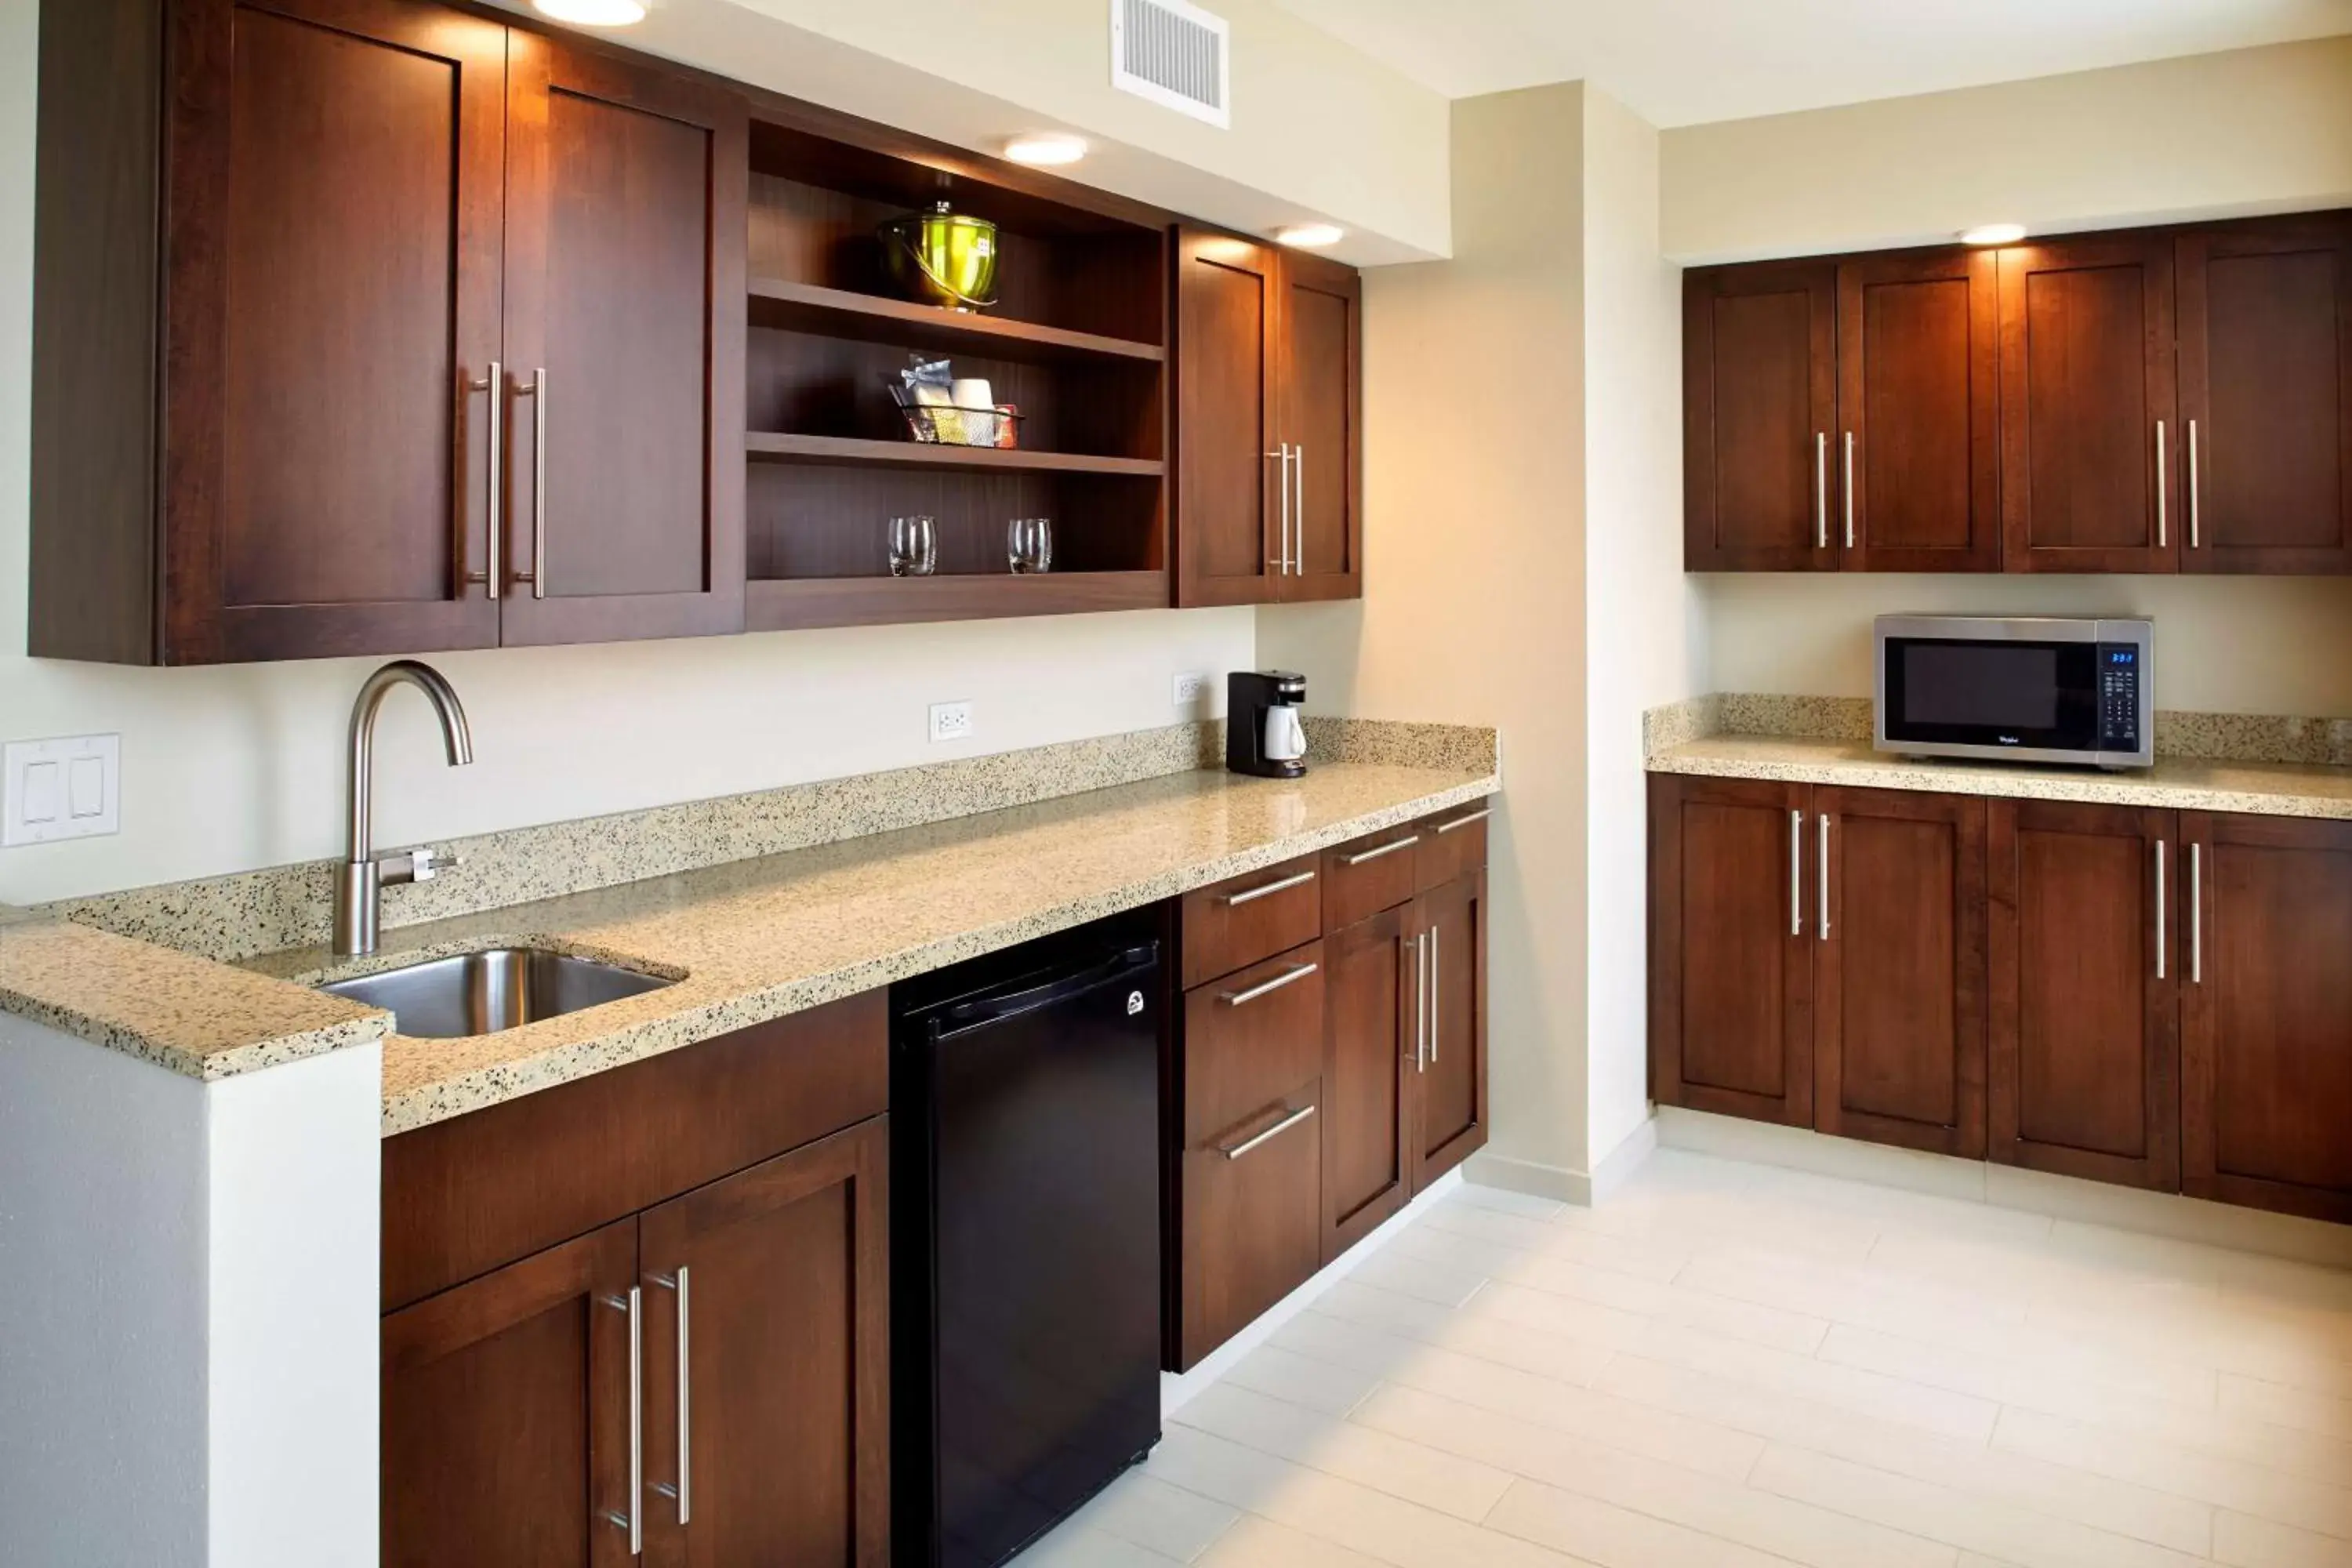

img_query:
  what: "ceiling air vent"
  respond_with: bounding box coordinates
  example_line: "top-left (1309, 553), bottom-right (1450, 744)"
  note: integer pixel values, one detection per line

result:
top-left (1112, 0), bottom-right (1230, 128)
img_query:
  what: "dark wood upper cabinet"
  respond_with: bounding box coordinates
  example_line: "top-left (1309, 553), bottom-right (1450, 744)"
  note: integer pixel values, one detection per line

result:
top-left (637, 1118), bottom-right (890, 1566)
top-left (1174, 227), bottom-right (1363, 607)
top-left (497, 30), bottom-right (748, 646)
top-left (382, 1219), bottom-right (638, 1568)
top-left (1279, 249), bottom-right (1363, 601)
top-left (1320, 905), bottom-right (1412, 1261)
top-left (1987, 800), bottom-right (2180, 1191)
top-left (1411, 869), bottom-right (1490, 1189)
top-left (1683, 262), bottom-right (1838, 572)
top-left (1813, 787), bottom-right (1987, 1158)
top-left (1836, 249), bottom-right (2000, 572)
top-left (2181, 813), bottom-right (2352, 1223)
top-left (1649, 773), bottom-right (1815, 1127)
top-left (2177, 215), bottom-right (2352, 575)
top-left (1998, 235), bottom-right (2180, 575)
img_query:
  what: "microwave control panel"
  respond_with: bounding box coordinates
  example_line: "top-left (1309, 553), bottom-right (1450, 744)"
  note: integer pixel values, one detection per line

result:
top-left (2097, 644), bottom-right (2142, 752)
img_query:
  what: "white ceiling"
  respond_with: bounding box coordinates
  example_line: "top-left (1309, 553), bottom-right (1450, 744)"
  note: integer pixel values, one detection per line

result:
top-left (1265, 0), bottom-right (2352, 126)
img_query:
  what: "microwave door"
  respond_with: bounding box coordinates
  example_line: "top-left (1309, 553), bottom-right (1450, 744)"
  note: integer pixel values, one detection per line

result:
top-left (1882, 639), bottom-right (2104, 759)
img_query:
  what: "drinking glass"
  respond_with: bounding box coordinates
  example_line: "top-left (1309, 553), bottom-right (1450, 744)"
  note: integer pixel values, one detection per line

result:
top-left (888, 515), bottom-right (937, 577)
top-left (1007, 517), bottom-right (1053, 575)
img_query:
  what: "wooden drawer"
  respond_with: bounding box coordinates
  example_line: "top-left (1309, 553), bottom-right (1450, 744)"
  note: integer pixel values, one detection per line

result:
top-left (1178, 1071), bottom-right (1322, 1368)
top-left (1323, 823), bottom-right (1421, 930)
top-left (1182, 854), bottom-right (1322, 987)
top-left (1416, 801), bottom-right (1492, 892)
top-left (381, 989), bottom-right (887, 1311)
top-left (1184, 938), bottom-right (1326, 1138)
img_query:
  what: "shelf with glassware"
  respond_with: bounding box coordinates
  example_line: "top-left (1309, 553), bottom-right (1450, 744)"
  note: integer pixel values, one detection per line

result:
top-left (739, 111), bottom-right (1171, 632)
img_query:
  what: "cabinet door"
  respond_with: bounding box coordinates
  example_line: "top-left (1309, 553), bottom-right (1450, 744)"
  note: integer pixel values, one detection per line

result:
top-left (498, 31), bottom-right (747, 646)
top-left (2182, 814), bottom-right (2352, 1223)
top-left (1814, 788), bottom-right (1987, 1157)
top-left (1649, 774), bottom-right (1815, 1126)
top-left (383, 1218), bottom-right (638, 1568)
top-left (1683, 263), bottom-right (1838, 572)
top-left (637, 1117), bottom-right (890, 1568)
top-left (160, 0), bottom-right (506, 663)
top-left (1987, 800), bottom-right (2180, 1190)
top-left (1836, 249), bottom-right (2000, 572)
top-left (1279, 249), bottom-right (1362, 601)
top-left (1178, 942), bottom-right (1324, 1369)
top-left (1174, 228), bottom-right (1282, 606)
top-left (1321, 907), bottom-right (1411, 1262)
top-left (1412, 870), bottom-right (1490, 1189)
top-left (2177, 216), bottom-right (2352, 575)
top-left (1998, 236), bottom-right (2179, 574)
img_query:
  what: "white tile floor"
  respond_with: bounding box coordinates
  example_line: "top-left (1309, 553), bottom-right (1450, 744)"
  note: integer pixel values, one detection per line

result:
top-left (1017, 1149), bottom-right (2352, 1567)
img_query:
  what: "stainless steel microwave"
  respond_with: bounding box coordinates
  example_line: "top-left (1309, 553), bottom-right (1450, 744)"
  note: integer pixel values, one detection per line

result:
top-left (1874, 615), bottom-right (2154, 770)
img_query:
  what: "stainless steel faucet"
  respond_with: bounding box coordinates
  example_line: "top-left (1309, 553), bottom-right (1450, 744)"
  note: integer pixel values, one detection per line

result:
top-left (334, 660), bottom-right (474, 956)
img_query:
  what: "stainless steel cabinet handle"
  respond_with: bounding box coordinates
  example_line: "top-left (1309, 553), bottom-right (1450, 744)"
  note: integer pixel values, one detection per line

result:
top-left (1343, 834), bottom-right (1420, 866)
top-left (602, 1286), bottom-right (643, 1555)
top-left (650, 1269), bottom-right (691, 1523)
top-left (1817, 813), bottom-right (1831, 942)
top-left (509, 368), bottom-right (549, 599)
top-left (1414, 931), bottom-right (1427, 1073)
top-left (1221, 961), bottom-right (1318, 1007)
top-left (1789, 810), bottom-right (1802, 936)
top-left (1292, 441), bottom-right (1305, 575)
top-left (2155, 420), bottom-right (2169, 550)
top-left (2155, 839), bottom-right (2168, 981)
top-left (470, 361), bottom-right (504, 599)
top-left (1813, 432), bottom-right (1828, 549)
top-left (1842, 431), bottom-right (1856, 549)
top-left (2187, 419), bottom-right (2201, 550)
top-left (1265, 445), bottom-right (1288, 573)
top-left (1221, 1102), bottom-right (1316, 1160)
top-left (1221, 868), bottom-right (1315, 907)
top-left (1428, 926), bottom-right (1440, 1063)
top-left (1434, 808), bottom-right (1491, 835)
top-left (2190, 843), bottom-right (2202, 985)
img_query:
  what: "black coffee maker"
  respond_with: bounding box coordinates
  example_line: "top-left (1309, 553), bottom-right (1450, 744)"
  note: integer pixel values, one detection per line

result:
top-left (1227, 671), bottom-right (1308, 779)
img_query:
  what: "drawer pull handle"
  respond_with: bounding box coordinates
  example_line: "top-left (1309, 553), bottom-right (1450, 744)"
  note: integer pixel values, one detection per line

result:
top-left (1220, 1102), bottom-right (1317, 1160)
top-left (1221, 869), bottom-right (1316, 907)
top-left (1342, 835), bottom-right (1420, 866)
top-left (1221, 961), bottom-right (1319, 1007)
top-left (1435, 808), bottom-right (1491, 835)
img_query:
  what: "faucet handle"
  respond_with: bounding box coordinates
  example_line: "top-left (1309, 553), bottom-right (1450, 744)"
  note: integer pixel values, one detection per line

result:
top-left (382, 846), bottom-right (462, 887)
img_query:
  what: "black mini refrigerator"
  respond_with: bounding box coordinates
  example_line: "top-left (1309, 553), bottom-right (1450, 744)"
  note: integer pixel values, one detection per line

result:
top-left (891, 912), bottom-right (1165, 1567)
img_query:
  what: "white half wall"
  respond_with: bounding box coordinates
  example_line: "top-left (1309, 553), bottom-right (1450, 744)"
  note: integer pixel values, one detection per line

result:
top-left (1661, 36), bottom-right (2352, 263)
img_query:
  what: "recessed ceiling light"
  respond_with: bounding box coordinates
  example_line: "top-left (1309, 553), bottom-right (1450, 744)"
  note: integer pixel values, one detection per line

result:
top-left (1959, 223), bottom-right (2027, 246)
top-left (1276, 223), bottom-right (1345, 249)
top-left (534, 0), bottom-right (646, 24)
top-left (1004, 134), bottom-right (1088, 167)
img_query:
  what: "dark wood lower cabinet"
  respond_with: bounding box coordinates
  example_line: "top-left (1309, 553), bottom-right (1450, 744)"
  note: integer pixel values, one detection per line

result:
top-left (383, 1219), bottom-right (638, 1568)
top-left (1412, 871), bottom-right (1490, 1187)
top-left (2182, 813), bottom-right (2352, 1222)
top-left (640, 1118), bottom-right (890, 1566)
top-left (1321, 906), bottom-right (1411, 1261)
top-left (1814, 787), bottom-right (1987, 1158)
top-left (1987, 800), bottom-right (2180, 1190)
top-left (1649, 774), bottom-right (1814, 1126)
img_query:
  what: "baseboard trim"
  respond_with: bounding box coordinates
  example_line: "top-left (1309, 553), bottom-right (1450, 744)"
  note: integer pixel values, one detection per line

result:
top-left (1159, 1168), bottom-right (1463, 1417)
top-left (1462, 1117), bottom-right (1662, 1209)
top-left (1657, 1105), bottom-right (2352, 1270)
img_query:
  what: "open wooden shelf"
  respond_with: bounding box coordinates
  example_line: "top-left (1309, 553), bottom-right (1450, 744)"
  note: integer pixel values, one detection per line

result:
top-left (748, 278), bottom-right (1164, 365)
top-left (746, 571), bottom-right (1167, 630)
top-left (746, 433), bottom-right (1163, 477)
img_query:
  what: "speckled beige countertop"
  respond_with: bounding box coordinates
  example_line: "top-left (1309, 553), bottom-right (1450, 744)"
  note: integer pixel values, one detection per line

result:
top-left (1650, 734), bottom-right (2352, 819)
top-left (201, 760), bottom-right (1490, 1135)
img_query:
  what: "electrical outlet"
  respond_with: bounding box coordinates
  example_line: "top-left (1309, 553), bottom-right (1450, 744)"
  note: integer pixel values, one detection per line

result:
top-left (928, 700), bottom-right (975, 744)
top-left (1172, 671), bottom-right (1207, 709)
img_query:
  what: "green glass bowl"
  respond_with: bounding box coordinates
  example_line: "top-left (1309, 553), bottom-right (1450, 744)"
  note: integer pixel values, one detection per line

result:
top-left (879, 201), bottom-right (1000, 312)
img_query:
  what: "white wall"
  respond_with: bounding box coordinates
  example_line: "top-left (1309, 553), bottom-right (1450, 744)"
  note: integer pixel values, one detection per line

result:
top-left (0, 0), bottom-right (1258, 906)
top-left (1661, 36), bottom-right (2352, 262)
top-left (1580, 87), bottom-right (1694, 1170)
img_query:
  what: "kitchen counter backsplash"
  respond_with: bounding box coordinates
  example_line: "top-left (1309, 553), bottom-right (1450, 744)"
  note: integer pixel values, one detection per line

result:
top-left (39, 716), bottom-right (1499, 964)
top-left (1645, 693), bottom-right (2352, 768)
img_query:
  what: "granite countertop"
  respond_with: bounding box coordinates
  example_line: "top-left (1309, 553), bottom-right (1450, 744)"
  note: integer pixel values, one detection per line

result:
top-left (200, 760), bottom-right (1492, 1135)
top-left (1650, 734), bottom-right (2352, 818)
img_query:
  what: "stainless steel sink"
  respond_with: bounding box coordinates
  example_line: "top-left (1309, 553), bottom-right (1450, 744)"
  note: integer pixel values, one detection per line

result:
top-left (319, 948), bottom-right (674, 1038)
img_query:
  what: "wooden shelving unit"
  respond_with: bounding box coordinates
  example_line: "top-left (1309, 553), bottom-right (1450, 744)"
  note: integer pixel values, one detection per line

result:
top-left (739, 105), bottom-right (1172, 629)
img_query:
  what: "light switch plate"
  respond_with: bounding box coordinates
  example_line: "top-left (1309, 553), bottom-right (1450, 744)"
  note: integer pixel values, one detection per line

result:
top-left (5, 735), bottom-right (120, 845)
top-left (928, 701), bottom-right (974, 744)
